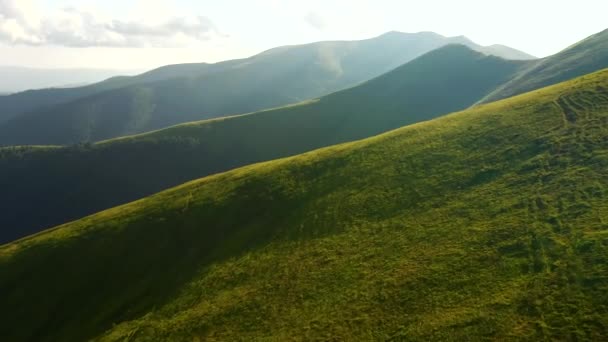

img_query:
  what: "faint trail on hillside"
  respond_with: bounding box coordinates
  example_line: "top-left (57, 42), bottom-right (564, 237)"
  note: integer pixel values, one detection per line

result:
top-left (555, 86), bottom-right (608, 126)
top-left (555, 96), bottom-right (578, 125)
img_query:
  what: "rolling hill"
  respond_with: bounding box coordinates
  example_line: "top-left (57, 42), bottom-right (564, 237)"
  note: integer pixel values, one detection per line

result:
top-left (0, 44), bottom-right (527, 243)
top-left (1, 69), bottom-right (607, 341)
top-left (0, 31), bottom-right (533, 145)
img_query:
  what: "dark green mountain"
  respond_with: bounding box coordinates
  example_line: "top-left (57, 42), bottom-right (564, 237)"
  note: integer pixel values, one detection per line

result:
top-left (1, 69), bottom-right (607, 341)
top-left (482, 28), bottom-right (608, 102)
top-left (0, 45), bottom-right (526, 243)
top-left (0, 31), bottom-right (532, 145)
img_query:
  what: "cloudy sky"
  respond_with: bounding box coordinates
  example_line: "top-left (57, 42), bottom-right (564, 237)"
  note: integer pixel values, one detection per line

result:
top-left (0, 0), bottom-right (606, 70)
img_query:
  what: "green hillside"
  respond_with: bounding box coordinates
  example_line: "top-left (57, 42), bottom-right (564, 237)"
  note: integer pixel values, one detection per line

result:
top-left (482, 28), bottom-right (608, 103)
top-left (0, 31), bottom-right (533, 146)
top-left (0, 45), bottom-right (525, 243)
top-left (2, 68), bottom-right (608, 341)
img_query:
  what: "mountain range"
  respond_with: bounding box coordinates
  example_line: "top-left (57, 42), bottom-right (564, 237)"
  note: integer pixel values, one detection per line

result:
top-left (0, 29), bottom-right (606, 244)
top-left (0, 66), bottom-right (144, 94)
top-left (1, 67), bottom-right (607, 341)
top-left (0, 31), bottom-right (534, 146)
top-left (0, 44), bottom-right (526, 243)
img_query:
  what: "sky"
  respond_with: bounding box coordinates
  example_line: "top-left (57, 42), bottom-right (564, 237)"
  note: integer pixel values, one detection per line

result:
top-left (0, 0), bottom-right (606, 71)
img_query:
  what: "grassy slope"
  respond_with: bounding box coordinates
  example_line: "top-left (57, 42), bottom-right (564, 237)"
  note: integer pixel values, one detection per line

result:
top-left (0, 32), bottom-right (533, 146)
top-left (482, 28), bottom-right (608, 103)
top-left (0, 45), bottom-right (524, 244)
top-left (2, 69), bottom-right (608, 341)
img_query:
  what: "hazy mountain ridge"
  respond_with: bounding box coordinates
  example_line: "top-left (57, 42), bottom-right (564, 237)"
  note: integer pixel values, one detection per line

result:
top-left (0, 61), bottom-right (241, 125)
top-left (0, 66), bottom-right (144, 93)
top-left (476, 44), bottom-right (536, 60)
top-left (437, 34), bottom-right (536, 60)
top-left (0, 31), bottom-right (534, 145)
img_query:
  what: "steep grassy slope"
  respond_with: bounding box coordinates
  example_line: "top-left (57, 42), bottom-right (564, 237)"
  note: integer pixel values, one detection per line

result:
top-left (0, 45), bottom-right (525, 243)
top-left (2, 69), bottom-right (608, 341)
top-left (0, 31), bottom-right (533, 145)
top-left (483, 28), bottom-right (608, 103)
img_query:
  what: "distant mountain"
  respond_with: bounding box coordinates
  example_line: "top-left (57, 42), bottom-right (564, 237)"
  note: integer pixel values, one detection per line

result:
top-left (477, 44), bottom-right (536, 60)
top-left (2, 69), bottom-right (607, 341)
top-left (0, 31), bottom-right (534, 145)
top-left (440, 35), bottom-right (536, 60)
top-left (0, 66), bottom-right (143, 93)
top-left (0, 61), bottom-right (238, 125)
top-left (482, 28), bottom-right (608, 102)
top-left (0, 45), bottom-right (527, 243)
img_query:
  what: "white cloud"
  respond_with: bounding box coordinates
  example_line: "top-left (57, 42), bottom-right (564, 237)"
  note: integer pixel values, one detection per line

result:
top-left (304, 11), bottom-right (327, 31)
top-left (0, 0), bottom-right (220, 48)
